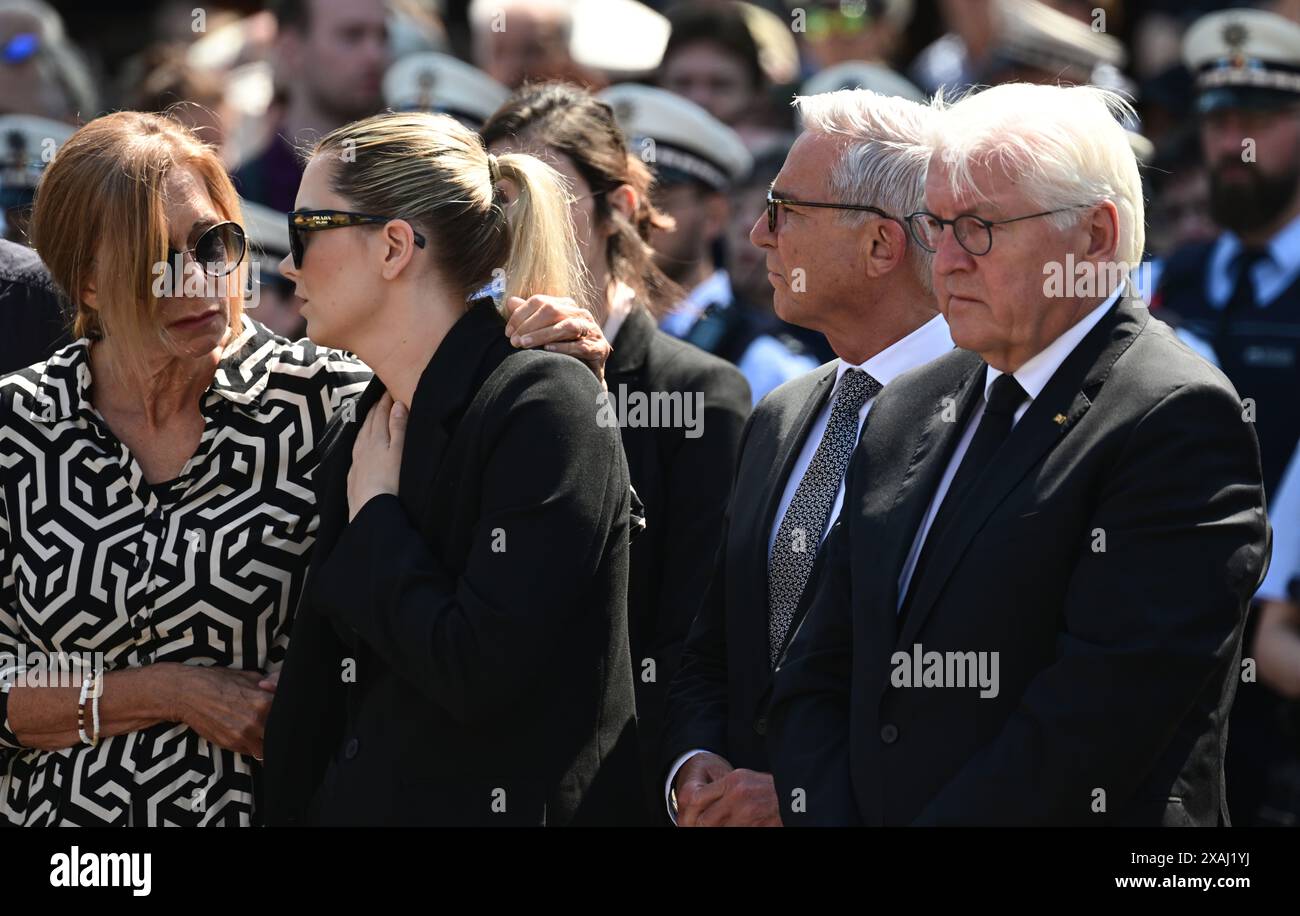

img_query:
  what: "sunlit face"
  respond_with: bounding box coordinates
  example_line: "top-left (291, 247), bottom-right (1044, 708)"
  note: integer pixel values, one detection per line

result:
top-left (278, 155), bottom-right (390, 350)
top-left (477, 9), bottom-right (573, 89)
top-left (727, 181), bottom-right (773, 307)
top-left (924, 154), bottom-right (1090, 370)
top-left (296, 0), bottom-right (388, 121)
top-left (748, 131), bottom-right (867, 332)
top-left (659, 43), bottom-right (756, 126)
top-left (1200, 105), bottom-right (1300, 233)
top-left (151, 164), bottom-right (234, 359)
top-left (650, 182), bottom-right (721, 284)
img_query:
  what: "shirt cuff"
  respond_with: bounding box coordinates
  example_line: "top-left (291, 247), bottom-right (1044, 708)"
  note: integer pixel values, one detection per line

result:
top-left (665, 748), bottom-right (710, 826)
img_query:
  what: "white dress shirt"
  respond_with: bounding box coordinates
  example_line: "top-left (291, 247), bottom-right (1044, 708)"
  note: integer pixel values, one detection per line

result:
top-left (895, 290), bottom-right (1122, 610)
top-left (766, 314), bottom-right (955, 558)
top-left (665, 312), bottom-right (954, 821)
top-left (659, 269), bottom-right (732, 338)
top-left (1206, 211), bottom-right (1300, 309)
top-left (601, 280), bottom-right (637, 344)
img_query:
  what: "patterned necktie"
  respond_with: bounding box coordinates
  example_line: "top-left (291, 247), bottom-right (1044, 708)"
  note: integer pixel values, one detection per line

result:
top-left (768, 368), bottom-right (882, 665)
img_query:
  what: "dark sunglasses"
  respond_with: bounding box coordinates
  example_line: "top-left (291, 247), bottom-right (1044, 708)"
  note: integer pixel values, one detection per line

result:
top-left (287, 209), bottom-right (427, 269)
top-left (766, 189), bottom-right (898, 233)
top-left (168, 221), bottom-right (246, 276)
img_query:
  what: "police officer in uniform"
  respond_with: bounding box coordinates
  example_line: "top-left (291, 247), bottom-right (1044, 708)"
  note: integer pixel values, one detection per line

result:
top-left (1155, 7), bottom-right (1300, 827)
top-left (1155, 8), bottom-right (1300, 498)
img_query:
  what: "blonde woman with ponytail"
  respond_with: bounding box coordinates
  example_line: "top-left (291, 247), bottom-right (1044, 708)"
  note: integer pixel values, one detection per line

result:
top-left (261, 111), bottom-right (644, 826)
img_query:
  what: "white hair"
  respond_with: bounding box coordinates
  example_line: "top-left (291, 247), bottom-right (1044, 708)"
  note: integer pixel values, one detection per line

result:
top-left (794, 88), bottom-right (937, 286)
top-left (928, 82), bottom-right (1145, 269)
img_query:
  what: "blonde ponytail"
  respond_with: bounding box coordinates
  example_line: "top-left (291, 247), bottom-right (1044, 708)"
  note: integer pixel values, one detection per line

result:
top-left (494, 153), bottom-right (593, 308)
top-left (315, 111), bottom-right (592, 311)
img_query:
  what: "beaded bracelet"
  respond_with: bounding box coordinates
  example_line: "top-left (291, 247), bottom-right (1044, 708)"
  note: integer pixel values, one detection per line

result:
top-left (77, 670), bottom-right (102, 747)
top-left (77, 674), bottom-right (94, 746)
top-left (90, 669), bottom-right (102, 745)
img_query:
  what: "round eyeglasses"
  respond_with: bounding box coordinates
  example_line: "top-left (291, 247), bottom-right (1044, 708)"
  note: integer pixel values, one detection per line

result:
top-left (904, 206), bottom-right (1088, 256)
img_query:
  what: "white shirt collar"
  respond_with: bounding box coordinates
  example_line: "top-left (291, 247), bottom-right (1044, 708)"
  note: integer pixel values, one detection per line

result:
top-left (602, 281), bottom-right (638, 345)
top-left (1209, 210), bottom-right (1300, 306)
top-left (1222, 209), bottom-right (1300, 275)
top-left (660, 269), bottom-right (731, 337)
top-left (834, 313), bottom-right (954, 388)
top-left (984, 289), bottom-right (1122, 404)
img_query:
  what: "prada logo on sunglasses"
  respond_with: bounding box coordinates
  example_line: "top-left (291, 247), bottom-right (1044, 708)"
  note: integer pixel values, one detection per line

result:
top-left (292, 213), bottom-right (355, 229)
top-left (286, 209), bottom-right (428, 269)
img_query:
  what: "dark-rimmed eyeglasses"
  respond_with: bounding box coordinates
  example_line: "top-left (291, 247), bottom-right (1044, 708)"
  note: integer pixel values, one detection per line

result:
top-left (905, 206), bottom-right (1087, 256)
top-left (168, 221), bottom-right (246, 277)
top-left (287, 209), bottom-right (427, 269)
top-left (767, 189), bottom-right (898, 233)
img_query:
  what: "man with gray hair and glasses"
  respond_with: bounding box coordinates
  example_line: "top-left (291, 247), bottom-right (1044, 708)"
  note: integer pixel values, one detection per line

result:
top-left (768, 82), bottom-right (1271, 826)
top-left (662, 88), bottom-right (953, 827)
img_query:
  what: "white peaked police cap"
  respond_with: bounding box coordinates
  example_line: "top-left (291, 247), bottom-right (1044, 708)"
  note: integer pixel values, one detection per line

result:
top-left (597, 83), bottom-right (753, 192)
top-left (1183, 8), bottom-right (1300, 112)
top-left (384, 52), bottom-right (509, 128)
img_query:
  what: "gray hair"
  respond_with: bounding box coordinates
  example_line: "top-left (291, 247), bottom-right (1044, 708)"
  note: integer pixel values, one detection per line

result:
top-left (794, 88), bottom-right (936, 286)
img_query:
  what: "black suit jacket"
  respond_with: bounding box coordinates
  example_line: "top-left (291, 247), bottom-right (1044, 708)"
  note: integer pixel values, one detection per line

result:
top-left (603, 307), bottom-right (751, 813)
top-left (661, 360), bottom-right (841, 777)
top-left (769, 299), bottom-right (1271, 826)
top-left (262, 299), bottom-right (642, 826)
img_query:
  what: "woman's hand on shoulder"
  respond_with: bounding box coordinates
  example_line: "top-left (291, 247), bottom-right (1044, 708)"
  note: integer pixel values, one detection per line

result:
top-left (503, 295), bottom-right (610, 390)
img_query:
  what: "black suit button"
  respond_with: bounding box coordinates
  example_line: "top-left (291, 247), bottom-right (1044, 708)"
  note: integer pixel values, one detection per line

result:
top-left (344, 737), bottom-right (360, 759)
top-left (880, 724), bottom-right (899, 745)
top-left (754, 716), bottom-right (767, 736)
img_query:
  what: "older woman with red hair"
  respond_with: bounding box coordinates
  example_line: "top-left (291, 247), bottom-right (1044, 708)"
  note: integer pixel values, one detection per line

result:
top-left (0, 110), bottom-right (605, 825)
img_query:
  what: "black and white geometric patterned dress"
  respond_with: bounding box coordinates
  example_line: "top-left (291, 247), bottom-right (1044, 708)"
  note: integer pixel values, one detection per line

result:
top-left (0, 320), bottom-right (369, 825)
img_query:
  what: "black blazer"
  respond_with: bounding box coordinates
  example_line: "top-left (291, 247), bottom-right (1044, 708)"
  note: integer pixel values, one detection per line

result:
top-left (603, 307), bottom-right (751, 810)
top-left (662, 360), bottom-right (841, 777)
top-left (769, 299), bottom-right (1271, 826)
top-left (262, 299), bottom-right (643, 826)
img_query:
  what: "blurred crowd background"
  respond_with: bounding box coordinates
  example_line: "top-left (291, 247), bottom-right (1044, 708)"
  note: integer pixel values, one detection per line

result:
top-left (3, 0), bottom-right (1300, 825)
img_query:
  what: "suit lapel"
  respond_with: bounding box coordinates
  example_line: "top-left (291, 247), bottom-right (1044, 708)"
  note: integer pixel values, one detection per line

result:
top-left (605, 306), bottom-right (652, 386)
top-left (398, 298), bottom-right (511, 524)
top-left (866, 359), bottom-right (985, 636)
top-left (755, 362), bottom-right (840, 569)
top-left (894, 298), bottom-right (1148, 650)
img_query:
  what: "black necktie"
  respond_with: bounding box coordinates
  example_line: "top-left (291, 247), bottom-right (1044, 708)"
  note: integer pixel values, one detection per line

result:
top-left (899, 373), bottom-right (1028, 623)
top-left (1215, 247), bottom-right (1270, 347)
top-left (767, 368), bottom-right (882, 664)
